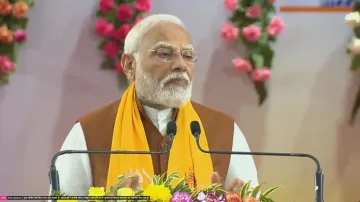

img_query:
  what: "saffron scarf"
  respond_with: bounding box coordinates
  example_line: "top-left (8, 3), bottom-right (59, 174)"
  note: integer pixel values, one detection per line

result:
top-left (105, 84), bottom-right (214, 190)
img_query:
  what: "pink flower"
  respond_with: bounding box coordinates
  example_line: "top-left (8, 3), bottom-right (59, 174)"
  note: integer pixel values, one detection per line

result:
top-left (221, 23), bottom-right (239, 43)
top-left (246, 5), bottom-right (262, 19)
top-left (242, 25), bottom-right (261, 42)
top-left (132, 16), bottom-right (143, 27)
top-left (95, 19), bottom-right (114, 37)
top-left (0, 55), bottom-right (16, 73)
top-left (113, 24), bottom-right (131, 42)
top-left (115, 62), bottom-right (124, 73)
top-left (135, 0), bottom-right (151, 12)
top-left (103, 41), bottom-right (119, 57)
top-left (13, 30), bottom-right (26, 42)
top-left (232, 58), bottom-right (252, 72)
top-left (116, 4), bottom-right (133, 22)
top-left (99, 0), bottom-right (115, 13)
top-left (268, 0), bottom-right (275, 4)
top-left (267, 16), bottom-right (284, 37)
top-left (224, 0), bottom-right (238, 11)
top-left (251, 68), bottom-right (271, 81)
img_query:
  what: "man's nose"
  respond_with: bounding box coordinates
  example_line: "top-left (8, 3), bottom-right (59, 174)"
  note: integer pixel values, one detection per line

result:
top-left (170, 54), bottom-right (188, 71)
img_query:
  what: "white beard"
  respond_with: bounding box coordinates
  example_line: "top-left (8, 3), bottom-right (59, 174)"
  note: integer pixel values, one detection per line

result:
top-left (134, 62), bottom-right (192, 109)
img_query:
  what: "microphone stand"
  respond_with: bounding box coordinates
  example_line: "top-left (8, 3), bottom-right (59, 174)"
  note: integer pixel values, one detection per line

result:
top-left (50, 122), bottom-right (178, 198)
top-left (192, 134), bottom-right (324, 202)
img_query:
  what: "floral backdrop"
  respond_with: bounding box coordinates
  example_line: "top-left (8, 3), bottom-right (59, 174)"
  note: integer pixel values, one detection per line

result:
top-left (0, 0), bottom-right (33, 85)
top-left (95, 0), bottom-right (150, 87)
top-left (221, 0), bottom-right (284, 105)
top-left (345, 1), bottom-right (360, 123)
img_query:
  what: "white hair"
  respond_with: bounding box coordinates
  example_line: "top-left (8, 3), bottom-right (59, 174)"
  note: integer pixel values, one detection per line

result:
top-left (124, 14), bottom-right (185, 54)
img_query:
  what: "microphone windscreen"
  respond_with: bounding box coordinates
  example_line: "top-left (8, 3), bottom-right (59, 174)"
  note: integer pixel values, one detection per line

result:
top-left (167, 121), bottom-right (177, 135)
top-left (190, 121), bottom-right (201, 136)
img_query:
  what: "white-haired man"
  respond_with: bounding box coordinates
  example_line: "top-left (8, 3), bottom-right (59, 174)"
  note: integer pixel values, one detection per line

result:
top-left (54, 14), bottom-right (259, 196)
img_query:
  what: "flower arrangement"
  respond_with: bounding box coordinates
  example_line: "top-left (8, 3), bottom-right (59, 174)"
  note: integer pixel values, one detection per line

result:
top-left (221, 0), bottom-right (284, 105)
top-left (50, 172), bottom-right (280, 202)
top-left (0, 0), bottom-right (33, 85)
top-left (345, 2), bottom-right (360, 123)
top-left (95, 0), bottom-right (151, 86)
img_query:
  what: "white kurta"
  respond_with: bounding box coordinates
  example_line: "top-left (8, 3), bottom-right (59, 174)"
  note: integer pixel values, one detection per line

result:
top-left (51, 106), bottom-right (259, 195)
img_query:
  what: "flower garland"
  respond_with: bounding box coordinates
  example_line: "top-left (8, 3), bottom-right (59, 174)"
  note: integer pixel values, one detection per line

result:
top-left (0, 0), bottom-right (33, 85)
top-left (95, 0), bottom-right (151, 86)
top-left (50, 172), bottom-right (280, 202)
top-left (345, 2), bottom-right (360, 123)
top-left (221, 0), bottom-right (284, 105)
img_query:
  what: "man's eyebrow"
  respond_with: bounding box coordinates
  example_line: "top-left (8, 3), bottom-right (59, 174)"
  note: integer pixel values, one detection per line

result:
top-left (182, 44), bottom-right (194, 50)
top-left (151, 42), bottom-right (173, 49)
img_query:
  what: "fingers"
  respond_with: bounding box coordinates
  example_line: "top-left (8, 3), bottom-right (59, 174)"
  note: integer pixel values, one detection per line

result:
top-left (225, 178), bottom-right (244, 193)
top-left (211, 172), bottom-right (221, 184)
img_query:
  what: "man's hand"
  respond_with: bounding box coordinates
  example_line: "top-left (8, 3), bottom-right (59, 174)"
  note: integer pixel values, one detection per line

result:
top-left (211, 172), bottom-right (244, 193)
top-left (118, 171), bottom-right (142, 191)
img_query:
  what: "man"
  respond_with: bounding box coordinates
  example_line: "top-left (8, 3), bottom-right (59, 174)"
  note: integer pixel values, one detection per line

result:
top-left (54, 14), bottom-right (259, 196)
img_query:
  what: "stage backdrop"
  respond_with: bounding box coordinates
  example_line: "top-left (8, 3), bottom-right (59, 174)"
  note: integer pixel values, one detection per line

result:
top-left (0, 0), bottom-right (359, 201)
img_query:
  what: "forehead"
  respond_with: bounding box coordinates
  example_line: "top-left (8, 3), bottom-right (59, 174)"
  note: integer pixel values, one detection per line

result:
top-left (140, 22), bottom-right (192, 49)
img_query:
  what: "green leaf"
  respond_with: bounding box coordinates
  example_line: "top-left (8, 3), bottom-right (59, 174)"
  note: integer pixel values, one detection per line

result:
top-left (262, 46), bottom-right (274, 68)
top-left (96, 10), bottom-right (105, 18)
top-left (240, 181), bottom-right (251, 198)
top-left (172, 178), bottom-right (186, 193)
top-left (350, 55), bottom-right (360, 71)
top-left (105, 10), bottom-right (117, 23)
top-left (254, 81), bottom-right (268, 105)
top-left (250, 53), bottom-right (264, 68)
top-left (251, 185), bottom-right (262, 198)
top-left (261, 186), bottom-right (280, 197)
top-left (350, 85), bottom-right (360, 124)
top-left (98, 39), bottom-right (111, 49)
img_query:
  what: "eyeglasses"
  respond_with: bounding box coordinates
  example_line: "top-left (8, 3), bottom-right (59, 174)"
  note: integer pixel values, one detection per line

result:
top-left (147, 48), bottom-right (198, 64)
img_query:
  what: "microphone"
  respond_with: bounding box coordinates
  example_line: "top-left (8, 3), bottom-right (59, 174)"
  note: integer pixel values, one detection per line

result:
top-left (190, 121), bottom-right (324, 202)
top-left (49, 121), bottom-right (178, 193)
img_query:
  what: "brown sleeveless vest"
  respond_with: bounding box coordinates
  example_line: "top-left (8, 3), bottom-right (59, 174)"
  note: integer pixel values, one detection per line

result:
top-left (78, 99), bottom-right (234, 188)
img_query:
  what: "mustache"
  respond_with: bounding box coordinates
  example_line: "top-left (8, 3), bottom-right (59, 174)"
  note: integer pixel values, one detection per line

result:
top-left (161, 72), bottom-right (190, 85)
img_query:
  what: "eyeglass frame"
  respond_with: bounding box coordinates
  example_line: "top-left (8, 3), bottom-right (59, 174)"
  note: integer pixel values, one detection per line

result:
top-left (140, 44), bottom-right (199, 64)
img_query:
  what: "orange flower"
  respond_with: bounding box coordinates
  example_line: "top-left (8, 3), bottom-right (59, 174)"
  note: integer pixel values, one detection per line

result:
top-left (0, 25), bottom-right (13, 43)
top-left (0, 0), bottom-right (12, 15)
top-left (243, 197), bottom-right (260, 202)
top-left (12, 0), bottom-right (28, 18)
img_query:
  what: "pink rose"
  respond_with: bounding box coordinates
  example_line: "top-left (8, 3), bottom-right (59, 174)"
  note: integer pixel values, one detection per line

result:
top-left (232, 58), bottom-right (252, 72)
top-left (0, 56), bottom-right (16, 73)
top-left (267, 16), bottom-right (284, 37)
top-left (135, 0), bottom-right (151, 12)
top-left (268, 0), bottom-right (275, 4)
top-left (246, 5), bottom-right (262, 19)
top-left (132, 16), bottom-right (143, 27)
top-left (113, 24), bottom-right (131, 42)
top-left (224, 0), bottom-right (238, 11)
top-left (221, 23), bottom-right (239, 43)
top-left (242, 25), bottom-right (261, 42)
top-left (115, 62), bottom-right (124, 73)
top-left (251, 68), bottom-right (271, 81)
top-left (95, 19), bottom-right (114, 37)
top-left (13, 30), bottom-right (26, 42)
top-left (99, 0), bottom-right (115, 13)
top-left (116, 4), bottom-right (133, 21)
top-left (103, 41), bottom-right (119, 57)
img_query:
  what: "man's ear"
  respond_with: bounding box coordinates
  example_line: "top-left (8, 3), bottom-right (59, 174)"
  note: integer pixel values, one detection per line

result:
top-left (121, 54), bottom-right (135, 82)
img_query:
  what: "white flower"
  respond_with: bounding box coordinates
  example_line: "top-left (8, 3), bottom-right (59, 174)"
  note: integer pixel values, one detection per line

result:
top-left (345, 12), bottom-right (360, 27)
top-left (348, 37), bottom-right (360, 54)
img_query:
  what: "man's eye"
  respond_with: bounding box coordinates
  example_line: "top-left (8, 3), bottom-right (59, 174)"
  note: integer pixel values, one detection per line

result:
top-left (157, 49), bottom-right (172, 58)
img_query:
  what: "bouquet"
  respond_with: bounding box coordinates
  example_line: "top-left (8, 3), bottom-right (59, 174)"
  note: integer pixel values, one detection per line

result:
top-left (345, 1), bottom-right (360, 123)
top-left (50, 172), bottom-right (280, 202)
top-left (0, 0), bottom-right (34, 85)
top-left (95, 0), bottom-right (151, 87)
top-left (221, 0), bottom-right (284, 105)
